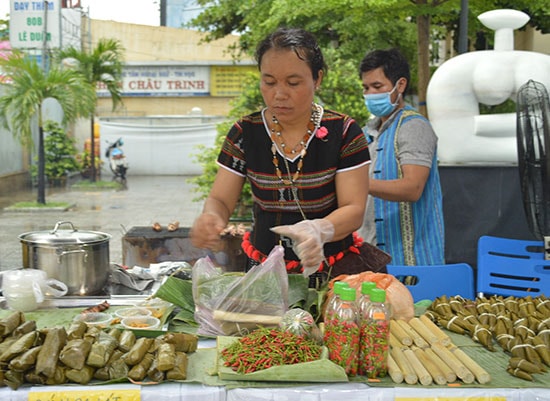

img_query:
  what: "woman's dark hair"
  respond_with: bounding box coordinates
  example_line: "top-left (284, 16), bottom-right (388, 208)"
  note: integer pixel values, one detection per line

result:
top-left (255, 27), bottom-right (326, 81)
top-left (359, 48), bottom-right (410, 95)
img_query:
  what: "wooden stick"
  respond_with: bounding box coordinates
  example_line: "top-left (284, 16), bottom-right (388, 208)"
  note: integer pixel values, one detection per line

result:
top-left (448, 345), bottom-right (491, 384)
top-left (424, 347), bottom-right (457, 383)
top-left (390, 319), bottom-right (413, 346)
top-left (431, 342), bottom-right (475, 383)
top-left (390, 346), bottom-right (417, 384)
top-left (403, 348), bottom-right (433, 386)
top-left (409, 317), bottom-right (439, 346)
top-left (412, 346), bottom-right (447, 385)
top-left (396, 319), bottom-right (429, 348)
top-left (387, 353), bottom-right (403, 384)
top-left (419, 314), bottom-right (451, 346)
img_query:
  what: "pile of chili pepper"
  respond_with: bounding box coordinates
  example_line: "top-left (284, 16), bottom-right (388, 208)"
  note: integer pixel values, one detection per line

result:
top-left (359, 319), bottom-right (389, 378)
top-left (324, 317), bottom-right (360, 376)
top-left (221, 327), bottom-right (322, 374)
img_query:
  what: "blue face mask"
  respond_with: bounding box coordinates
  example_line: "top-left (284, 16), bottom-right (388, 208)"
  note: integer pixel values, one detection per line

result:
top-left (363, 83), bottom-right (400, 117)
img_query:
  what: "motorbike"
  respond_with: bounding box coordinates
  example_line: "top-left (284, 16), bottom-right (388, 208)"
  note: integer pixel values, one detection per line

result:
top-left (105, 138), bottom-right (129, 180)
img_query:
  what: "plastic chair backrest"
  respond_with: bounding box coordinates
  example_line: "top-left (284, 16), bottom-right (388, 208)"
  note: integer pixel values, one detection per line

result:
top-left (386, 263), bottom-right (475, 302)
top-left (477, 235), bottom-right (550, 297)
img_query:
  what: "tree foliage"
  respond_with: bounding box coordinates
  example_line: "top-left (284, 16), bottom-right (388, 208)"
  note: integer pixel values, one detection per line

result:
top-left (187, 0), bottom-right (549, 208)
top-left (0, 51), bottom-right (96, 203)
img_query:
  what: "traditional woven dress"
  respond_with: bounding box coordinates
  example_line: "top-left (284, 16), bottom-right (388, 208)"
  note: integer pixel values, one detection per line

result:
top-left (217, 107), bottom-right (372, 275)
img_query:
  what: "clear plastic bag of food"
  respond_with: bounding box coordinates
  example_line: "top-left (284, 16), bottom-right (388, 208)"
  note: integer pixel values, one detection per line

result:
top-left (192, 245), bottom-right (289, 336)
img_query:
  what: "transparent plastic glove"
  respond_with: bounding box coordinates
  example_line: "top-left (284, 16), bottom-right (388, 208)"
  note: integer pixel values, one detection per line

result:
top-left (271, 219), bottom-right (335, 277)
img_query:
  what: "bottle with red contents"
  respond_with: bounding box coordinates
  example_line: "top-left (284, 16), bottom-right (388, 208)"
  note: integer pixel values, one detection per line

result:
top-left (324, 281), bottom-right (349, 321)
top-left (357, 281), bottom-right (376, 316)
top-left (323, 286), bottom-right (360, 376)
top-left (358, 288), bottom-right (391, 378)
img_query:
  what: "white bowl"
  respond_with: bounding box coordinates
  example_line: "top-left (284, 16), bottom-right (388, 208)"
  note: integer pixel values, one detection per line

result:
top-left (121, 315), bottom-right (161, 330)
top-left (74, 312), bottom-right (113, 328)
top-left (115, 307), bottom-right (152, 319)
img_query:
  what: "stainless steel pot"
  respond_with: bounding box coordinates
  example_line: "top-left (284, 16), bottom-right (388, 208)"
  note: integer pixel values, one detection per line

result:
top-left (18, 221), bottom-right (112, 296)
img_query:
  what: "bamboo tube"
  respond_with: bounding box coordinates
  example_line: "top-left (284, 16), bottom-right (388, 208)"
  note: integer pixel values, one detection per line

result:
top-left (390, 320), bottom-right (413, 346)
top-left (396, 319), bottom-right (428, 348)
top-left (390, 346), bottom-right (417, 385)
top-left (387, 353), bottom-right (403, 384)
top-left (447, 345), bottom-right (491, 384)
top-left (424, 347), bottom-right (457, 383)
top-left (431, 342), bottom-right (475, 383)
top-left (390, 332), bottom-right (407, 351)
top-left (409, 317), bottom-right (439, 346)
top-left (403, 348), bottom-right (432, 385)
top-left (412, 346), bottom-right (447, 385)
top-left (419, 314), bottom-right (451, 346)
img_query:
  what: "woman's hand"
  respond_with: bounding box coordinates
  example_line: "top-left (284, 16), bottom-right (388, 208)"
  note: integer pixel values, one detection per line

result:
top-left (190, 212), bottom-right (226, 250)
top-left (271, 219), bottom-right (334, 277)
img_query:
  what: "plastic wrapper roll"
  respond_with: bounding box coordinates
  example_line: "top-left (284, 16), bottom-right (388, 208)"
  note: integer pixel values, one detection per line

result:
top-left (0, 311), bottom-right (24, 337)
top-left (86, 331), bottom-right (119, 368)
top-left (0, 331), bottom-right (40, 362)
top-left (4, 369), bottom-right (24, 390)
top-left (166, 352), bottom-right (188, 380)
top-left (66, 365), bottom-right (96, 385)
top-left (12, 320), bottom-right (37, 338)
top-left (94, 349), bottom-right (125, 381)
top-left (66, 321), bottom-right (88, 340)
top-left (156, 342), bottom-right (176, 371)
top-left (36, 327), bottom-right (67, 378)
top-left (162, 332), bottom-right (198, 353)
top-left (147, 358), bottom-right (165, 382)
top-left (109, 358), bottom-right (130, 380)
top-left (60, 339), bottom-right (92, 370)
top-left (118, 329), bottom-right (136, 352)
top-left (9, 345), bottom-right (42, 372)
top-left (124, 337), bottom-right (154, 366)
top-left (128, 352), bottom-right (154, 381)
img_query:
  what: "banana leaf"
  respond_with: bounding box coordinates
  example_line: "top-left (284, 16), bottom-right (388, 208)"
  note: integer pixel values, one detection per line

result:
top-left (216, 336), bottom-right (348, 382)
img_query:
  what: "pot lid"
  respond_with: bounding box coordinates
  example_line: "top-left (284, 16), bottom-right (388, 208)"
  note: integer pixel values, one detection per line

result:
top-left (18, 221), bottom-right (111, 245)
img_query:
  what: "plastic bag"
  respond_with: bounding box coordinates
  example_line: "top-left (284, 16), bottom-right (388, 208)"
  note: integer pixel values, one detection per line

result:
top-left (192, 245), bottom-right (289, 336)
top-left (326, 272), bottom-right (414, 321)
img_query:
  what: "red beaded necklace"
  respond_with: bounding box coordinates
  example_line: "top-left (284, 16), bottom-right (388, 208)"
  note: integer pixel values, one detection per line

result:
top-left (270, 104), bottom-right (321, 186)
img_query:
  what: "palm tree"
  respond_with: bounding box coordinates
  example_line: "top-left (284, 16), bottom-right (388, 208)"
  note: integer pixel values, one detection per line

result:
top-left (0, 51), bottom-right (96, 204)
top-left (56, 38), bottom-right (125, 181)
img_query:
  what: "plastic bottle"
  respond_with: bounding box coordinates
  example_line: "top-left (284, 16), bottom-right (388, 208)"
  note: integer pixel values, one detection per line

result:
top-left (358, 288), bottom-right (391, 378)
top-left (324, 286), bottom-right (360, 376)
top-left (357, 281), bottom-right (376, 316)
top-left (323, 281), bottom-right (349, 321)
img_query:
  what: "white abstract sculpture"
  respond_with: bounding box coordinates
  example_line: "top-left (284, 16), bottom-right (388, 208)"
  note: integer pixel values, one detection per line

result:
top-left (427, 9), bottom-right (550, 164)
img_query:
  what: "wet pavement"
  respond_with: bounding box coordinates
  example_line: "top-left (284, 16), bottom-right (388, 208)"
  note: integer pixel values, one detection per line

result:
top-left (0, 175), bottom-right (204, 271)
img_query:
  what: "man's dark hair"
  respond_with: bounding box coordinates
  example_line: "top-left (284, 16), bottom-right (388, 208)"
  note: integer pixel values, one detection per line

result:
top-left (359, 48), bottom-right (410, 95)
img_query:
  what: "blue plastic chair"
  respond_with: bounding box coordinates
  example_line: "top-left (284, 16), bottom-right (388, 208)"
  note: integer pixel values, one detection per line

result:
top-left (477, 235), bottom-right (550, 297)
top-left (386, 263), bottom-right (475, 302)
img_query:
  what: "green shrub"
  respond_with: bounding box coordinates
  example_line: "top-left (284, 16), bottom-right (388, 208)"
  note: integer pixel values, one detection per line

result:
top-left (31, 120), bottom-right (81, 184)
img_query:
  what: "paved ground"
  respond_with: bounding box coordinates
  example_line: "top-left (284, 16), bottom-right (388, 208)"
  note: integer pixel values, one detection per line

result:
top-left (0, 175), bottom-right (205, 272)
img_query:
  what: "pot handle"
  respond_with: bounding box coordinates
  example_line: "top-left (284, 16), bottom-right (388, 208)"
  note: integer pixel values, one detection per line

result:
top-left (50, 221), bottom-right (78, 234)
top-left (57, 249), bottom-right (88, 264)
top-left (42, 278), bottom-right (68, 298)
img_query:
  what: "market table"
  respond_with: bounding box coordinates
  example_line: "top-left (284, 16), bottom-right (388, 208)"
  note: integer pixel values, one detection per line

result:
top-left (1, 377), bottom-right (550, 401)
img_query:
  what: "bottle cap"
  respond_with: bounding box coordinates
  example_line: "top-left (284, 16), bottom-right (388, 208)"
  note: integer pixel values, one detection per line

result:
top-left (340, 286), bottom-right (356, 301)
top-left (361, 281), bottom-right (376, 295)
top-left (333, 281), bottom-right (349, 295)
top-left (370, 288), bottom-right (386, 303)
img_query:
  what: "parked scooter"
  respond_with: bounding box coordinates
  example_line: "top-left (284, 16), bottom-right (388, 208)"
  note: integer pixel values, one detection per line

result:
top-left (105, 138), bottom-right (128, 180)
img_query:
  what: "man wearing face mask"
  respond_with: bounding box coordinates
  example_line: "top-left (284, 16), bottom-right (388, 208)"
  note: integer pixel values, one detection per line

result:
top-left (357, 48), bottom-right (445, 266)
